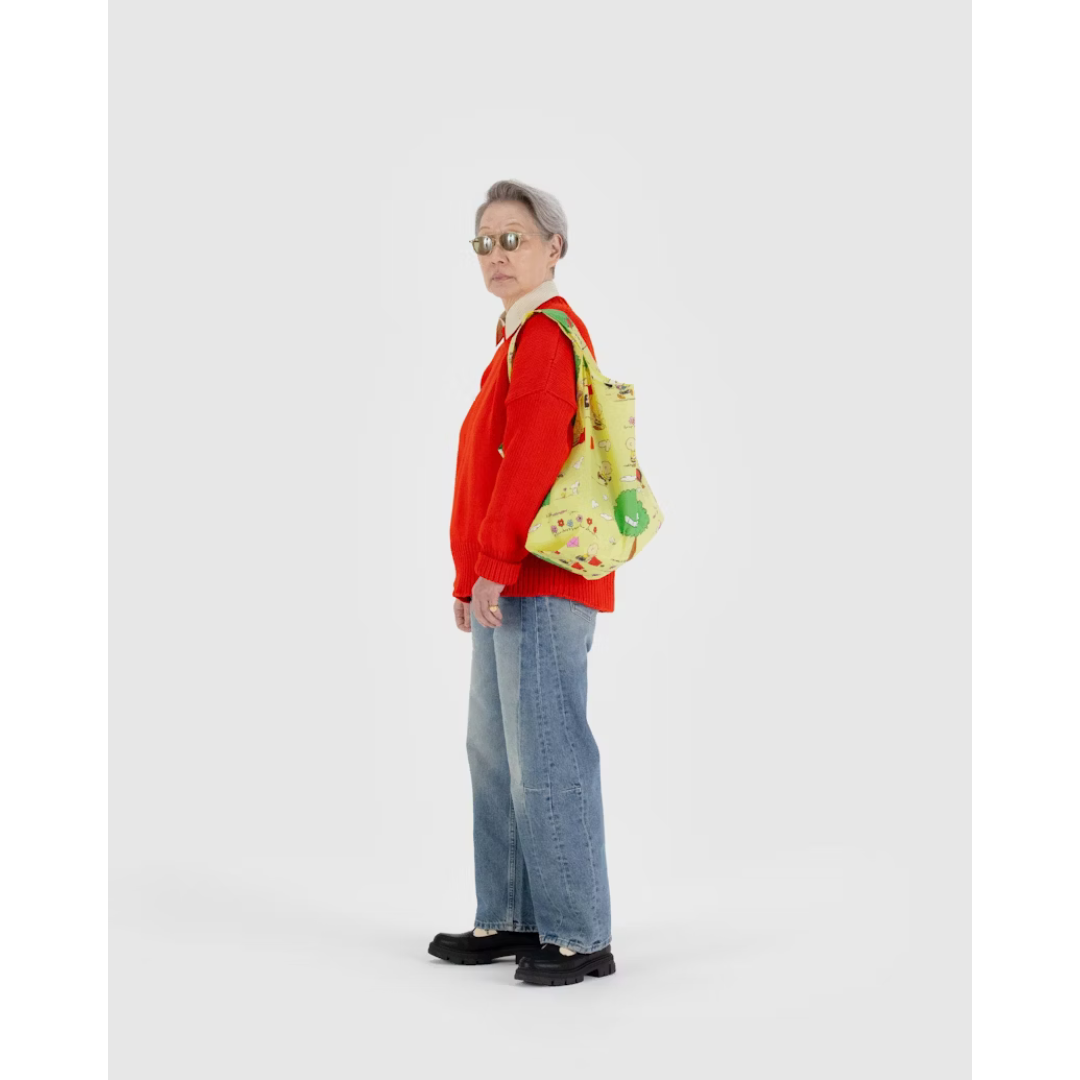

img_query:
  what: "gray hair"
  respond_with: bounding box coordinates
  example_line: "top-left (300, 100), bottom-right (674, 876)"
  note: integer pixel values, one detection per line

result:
top-left (474, 179), bottom-right (568, 269)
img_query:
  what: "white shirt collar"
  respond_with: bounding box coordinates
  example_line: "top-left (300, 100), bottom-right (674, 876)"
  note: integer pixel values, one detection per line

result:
top-left (497, 277), bottom-right (562, 342)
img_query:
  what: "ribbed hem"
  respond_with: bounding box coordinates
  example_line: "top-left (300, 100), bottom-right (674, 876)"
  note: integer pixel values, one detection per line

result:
top-left (452, 539), bottom-right (615, 612)
top-left (474, 550), bottom-right (522, 586)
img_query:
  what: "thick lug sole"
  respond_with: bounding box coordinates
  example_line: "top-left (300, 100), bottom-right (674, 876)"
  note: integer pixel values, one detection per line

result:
top-left (428, 943), bottom-right (512, 964)
top-left (514, 954), bottom-right (617, 985)
top-left (429, 941), bottom-right (543, 965)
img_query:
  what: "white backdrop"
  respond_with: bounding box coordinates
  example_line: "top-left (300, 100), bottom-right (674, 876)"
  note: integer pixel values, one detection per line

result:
top-left (110, 2), bottom-right (970, 1076)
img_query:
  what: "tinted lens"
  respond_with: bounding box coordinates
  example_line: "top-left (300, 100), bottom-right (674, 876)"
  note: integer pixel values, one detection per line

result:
top-left (473, 236), bottom-right (493, 254)
top-left (500, 232), bottom-right (520, 250)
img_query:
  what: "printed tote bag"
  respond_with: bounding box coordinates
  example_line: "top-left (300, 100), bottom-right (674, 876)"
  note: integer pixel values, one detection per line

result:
top-left (500, 307), bottom-right (664, 580)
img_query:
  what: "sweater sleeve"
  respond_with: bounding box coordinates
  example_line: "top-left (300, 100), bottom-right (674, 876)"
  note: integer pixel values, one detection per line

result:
top-left (474, 316), bottom-right (578, 585)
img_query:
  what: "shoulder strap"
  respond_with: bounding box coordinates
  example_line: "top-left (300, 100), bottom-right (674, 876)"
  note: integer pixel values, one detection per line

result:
top-left (506, 307), bottom-right (583, 383)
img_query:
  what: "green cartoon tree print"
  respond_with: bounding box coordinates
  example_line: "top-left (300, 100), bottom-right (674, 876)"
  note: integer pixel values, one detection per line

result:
top-left (615, 489), bottom-right (649, 536)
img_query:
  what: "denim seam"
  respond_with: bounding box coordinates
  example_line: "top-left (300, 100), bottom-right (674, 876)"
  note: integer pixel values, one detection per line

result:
top-left (514, 604), bottom-right (565, 941)
top-left (565, 598), bottom-right (597, 625)
top-left (526, 597), bottom-right (569, 944)
top-left (517, 842), bottom-right (533, 930)
top-left (506, 800), bottom-right (517, 926)
top-left (537, 596), bottom-right (587, 941)
top-left (548, 596), bottom-right (602, 943)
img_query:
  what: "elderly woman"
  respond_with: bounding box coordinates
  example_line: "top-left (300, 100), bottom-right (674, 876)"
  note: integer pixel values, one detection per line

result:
top-left (427, 180), bottom-right (616, 987)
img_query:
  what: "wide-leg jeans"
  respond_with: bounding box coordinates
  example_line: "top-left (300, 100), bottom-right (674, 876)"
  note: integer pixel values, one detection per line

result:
top-left (466, 594), bottom-right (612, 953)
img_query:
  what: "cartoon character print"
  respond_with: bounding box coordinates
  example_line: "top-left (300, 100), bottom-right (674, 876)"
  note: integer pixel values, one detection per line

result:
top-left (546, 512), bottom-right (607, 571)
top-left (590, 493), bottom-right (616, 539)
top-left (581, 541), bottom-right (605, 567)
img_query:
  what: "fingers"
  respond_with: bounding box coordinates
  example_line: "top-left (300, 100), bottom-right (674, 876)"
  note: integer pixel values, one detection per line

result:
top-left (473, 602), bottom-right (502, 629)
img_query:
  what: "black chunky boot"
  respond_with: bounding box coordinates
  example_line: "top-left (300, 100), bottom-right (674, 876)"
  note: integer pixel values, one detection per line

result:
top-left (514, 943), bottom-right (617, 985)
top-left (428, 928), bottom-right (543, 965)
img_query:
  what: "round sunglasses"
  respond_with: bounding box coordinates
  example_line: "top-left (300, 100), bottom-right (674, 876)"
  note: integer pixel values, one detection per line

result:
top-left (469, 231), bottom-right (544, 255)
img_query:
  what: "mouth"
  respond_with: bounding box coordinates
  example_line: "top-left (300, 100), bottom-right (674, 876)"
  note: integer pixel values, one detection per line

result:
top-left (492, 275), bottom-right (513, 282)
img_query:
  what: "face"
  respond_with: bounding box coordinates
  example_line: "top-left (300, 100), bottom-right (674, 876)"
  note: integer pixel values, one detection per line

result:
top-left (475, 200), bottom-right (563, 309)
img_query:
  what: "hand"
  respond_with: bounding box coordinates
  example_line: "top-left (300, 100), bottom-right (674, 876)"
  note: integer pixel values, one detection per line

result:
top-left (471, 576), bottom-right (506, 629)
top-left (453, 598), bottom-right (471, 633)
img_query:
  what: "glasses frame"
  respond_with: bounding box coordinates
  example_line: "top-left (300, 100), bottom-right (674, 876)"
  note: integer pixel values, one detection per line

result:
top-left (468, 231), bottom-right (546, 255)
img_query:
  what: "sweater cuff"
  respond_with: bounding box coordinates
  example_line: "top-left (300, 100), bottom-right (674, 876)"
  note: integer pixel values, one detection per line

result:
top-left (474, 550), bottom-right (523, 586)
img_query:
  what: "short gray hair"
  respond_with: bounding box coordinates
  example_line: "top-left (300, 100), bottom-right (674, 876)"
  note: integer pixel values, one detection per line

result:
top-left (474, 179), bottom-right (568, 268)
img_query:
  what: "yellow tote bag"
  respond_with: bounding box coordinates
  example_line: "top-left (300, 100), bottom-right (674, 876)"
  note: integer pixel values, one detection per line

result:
top-left (500, 307), bottom-right (665, 580)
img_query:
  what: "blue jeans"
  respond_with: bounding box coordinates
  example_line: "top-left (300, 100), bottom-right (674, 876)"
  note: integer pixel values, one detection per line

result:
top-left (466, 594), bottom-right (612, 953)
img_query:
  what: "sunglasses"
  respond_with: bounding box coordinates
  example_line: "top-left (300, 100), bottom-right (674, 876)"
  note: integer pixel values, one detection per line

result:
top-left (469, 231), bottom-right (544, 255)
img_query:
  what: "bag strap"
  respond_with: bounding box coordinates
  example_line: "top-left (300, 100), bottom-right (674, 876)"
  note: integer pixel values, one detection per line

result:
top-left (497, 308), bottom-right (597, 460)
top-left (506, 307), bottom-right (590, 386)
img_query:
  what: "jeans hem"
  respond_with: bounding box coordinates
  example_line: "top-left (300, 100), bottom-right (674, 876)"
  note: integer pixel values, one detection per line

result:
top-left (474, 919), bottom-right (539, 933)
top-left (538, 932), bottom-right (613, 952)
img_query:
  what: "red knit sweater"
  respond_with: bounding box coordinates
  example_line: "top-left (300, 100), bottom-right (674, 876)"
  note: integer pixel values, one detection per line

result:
top-left (449, 294), bottom-right (616, 613)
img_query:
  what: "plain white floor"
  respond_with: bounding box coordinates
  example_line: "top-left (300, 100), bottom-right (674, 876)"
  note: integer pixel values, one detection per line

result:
top-left (111, 845), bottom-right (961, 1078)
